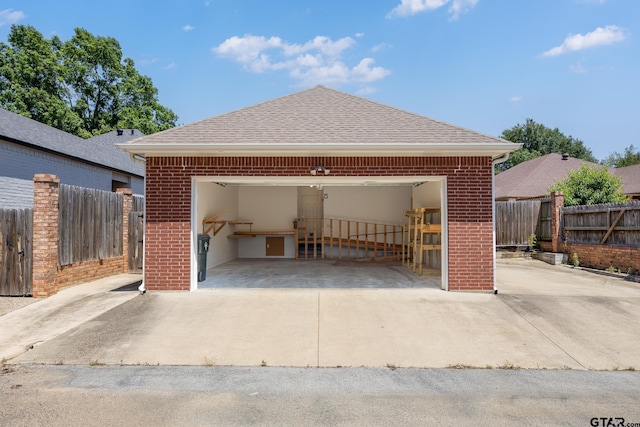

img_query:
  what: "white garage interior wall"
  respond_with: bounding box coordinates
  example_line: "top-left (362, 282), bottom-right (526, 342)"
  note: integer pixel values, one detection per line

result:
top-left (324, 186), bottom-right (412, 224)
top-left (193, 177), bottom-right (445, 289)
top-left (197, 182), bottom-right (239, 268)
top-left (412, 181), bottom-right (441, 208)
top-left (237, 186), bottom-right (297, 258)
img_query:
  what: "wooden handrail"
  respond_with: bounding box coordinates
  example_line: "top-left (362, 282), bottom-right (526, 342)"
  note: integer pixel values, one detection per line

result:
top-left (294, 217), bottom-right (403, 261)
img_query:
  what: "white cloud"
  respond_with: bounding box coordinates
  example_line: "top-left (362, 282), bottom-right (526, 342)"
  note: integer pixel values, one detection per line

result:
top-left (542, 25), bottom-right (625, 57)
top-left (387, 0), bottom-right (479, 20)
top-left (372, 42), bottom-right (393, 52)
top-left (183, 25), bottom-right (195, 32)
top-left (510, 96), bottom-right (522, 103)
top-left (164, 62), bottom-right (176, 70)
top-left (351, 58), bottom-right (391, 83)
top-left (0, 8), bottom-right (26, 26)
top-left (448, 0), bottom-right (480, 20)
top-left (355, 32), bottom-right (365, 38)
top-left (388, 0), bottom-right (448, 17)
top-left (212, 34), bottom-right (391, 87)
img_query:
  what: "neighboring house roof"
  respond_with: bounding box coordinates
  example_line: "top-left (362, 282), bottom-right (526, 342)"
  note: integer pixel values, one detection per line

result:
top-left (0, 108), bottom-right (144, 177)
top-left (87, 129), bottom-right (145, 176)
top-left (0, 176), bottom-right (34, 208)
top-left (495, 153), bottom-right (601, 200)
top-left (612, 164), bottom-right (640, 196)
top-left (118, 86), bottom-right (518, 158)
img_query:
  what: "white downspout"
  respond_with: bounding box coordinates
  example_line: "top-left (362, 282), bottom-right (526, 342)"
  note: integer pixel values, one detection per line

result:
top-left (138, 176), bottom-right (146, 294)
top-left (491, 152), bottom-right (510, 295)
top-left (131, 153), bottom-right (147, 295)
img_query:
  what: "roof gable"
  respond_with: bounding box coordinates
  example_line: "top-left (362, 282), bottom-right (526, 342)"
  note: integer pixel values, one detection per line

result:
top-left (119, 86), bottom-right (518, 157)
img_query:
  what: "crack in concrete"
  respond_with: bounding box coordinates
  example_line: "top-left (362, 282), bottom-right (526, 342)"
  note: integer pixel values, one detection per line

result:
top-left (498, 295), bottom-right (586, 369)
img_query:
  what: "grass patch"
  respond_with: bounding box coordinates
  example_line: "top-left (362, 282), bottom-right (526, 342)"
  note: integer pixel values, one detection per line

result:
top-left (497, 361), bottom-right (520, 370)
top-left (447, 363), bottom-right (474, 369)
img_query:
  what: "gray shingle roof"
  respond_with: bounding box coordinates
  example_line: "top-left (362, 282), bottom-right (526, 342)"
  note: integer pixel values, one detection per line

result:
top-left (122, 86), bottom-right (514, 149)
top-left (0, 176), bottom-right (34, 208)
top-left (495, 153), bottom-right (602, 200)
top-left (0, 108), bottom-right (143, 177)
top-left (87, 129), bottom-right (145, 176)
top-left (612, 164), bottom-right (640, 195)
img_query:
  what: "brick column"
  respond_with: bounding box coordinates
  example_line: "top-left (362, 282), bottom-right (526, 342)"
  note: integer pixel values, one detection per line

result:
top-left (32, 174), bottom-right (60, 298)
top-left (117, 188), bottom-right (133, 273)
top-left (550, 191), bottom-right (565, 253)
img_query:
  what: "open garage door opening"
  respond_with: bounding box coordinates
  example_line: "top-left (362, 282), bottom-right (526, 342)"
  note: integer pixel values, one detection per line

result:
top-left (191, 177), bottom-right (447, 291)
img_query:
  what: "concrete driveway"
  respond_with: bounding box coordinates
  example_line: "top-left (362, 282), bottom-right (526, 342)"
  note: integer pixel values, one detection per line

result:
top-left (4, 259), bottom-right (640, 370)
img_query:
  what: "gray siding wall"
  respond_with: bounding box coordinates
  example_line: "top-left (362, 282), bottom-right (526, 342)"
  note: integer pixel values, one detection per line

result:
top-left (0, 176), bottom-right (34, 208)
top-left (1, 140), bottom-right (143, 194)
top-left (131, 176), bottom-right (144, 195)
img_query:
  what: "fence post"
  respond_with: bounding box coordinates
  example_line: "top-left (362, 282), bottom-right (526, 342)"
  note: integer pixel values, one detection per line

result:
top-left (550, 191), bottom-right (565, 253)
top-left (117, 188), bottom-right (133, 273)
top-left (32, 174), bottom-right (60, 298)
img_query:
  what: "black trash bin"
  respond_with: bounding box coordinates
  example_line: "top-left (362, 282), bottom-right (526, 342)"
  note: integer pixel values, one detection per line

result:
top-left (197, 233), bottom-right (211, 282)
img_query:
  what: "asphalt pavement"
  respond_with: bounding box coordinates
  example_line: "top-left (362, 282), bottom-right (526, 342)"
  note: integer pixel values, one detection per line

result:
top-left (1, 364), bottom-right (639, 426)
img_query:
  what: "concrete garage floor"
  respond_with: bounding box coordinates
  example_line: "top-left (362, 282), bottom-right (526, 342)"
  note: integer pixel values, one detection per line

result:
top-left (199, 259), bottom-right (442, 289)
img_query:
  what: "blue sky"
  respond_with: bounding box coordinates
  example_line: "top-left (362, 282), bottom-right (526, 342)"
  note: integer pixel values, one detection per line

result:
top-left (1, 0), bottom-right (637, 161)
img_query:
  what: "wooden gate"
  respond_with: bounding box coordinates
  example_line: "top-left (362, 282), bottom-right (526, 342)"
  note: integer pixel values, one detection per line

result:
top-left (495, 200), bottom-right (542, 247)
top-left (0, 208), bottom-right (33, 296)
top-left (128, 211), bottom-right (144, 273)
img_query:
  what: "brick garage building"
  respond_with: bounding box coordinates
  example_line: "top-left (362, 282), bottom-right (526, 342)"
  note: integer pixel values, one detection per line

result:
top-left (118, 86), bottom-right (519, 292)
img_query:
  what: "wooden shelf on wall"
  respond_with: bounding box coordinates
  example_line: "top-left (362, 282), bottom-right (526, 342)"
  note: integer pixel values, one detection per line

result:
top-left (202, 209), bottom-right (253, 237)
top-left (227, 230), bottom-right (295, 238)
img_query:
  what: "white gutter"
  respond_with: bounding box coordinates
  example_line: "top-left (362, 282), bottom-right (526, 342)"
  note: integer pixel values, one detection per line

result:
top-left (491, 152), bottom-right (512, 295)
top-left (117, 142), bottom-right (518, 158)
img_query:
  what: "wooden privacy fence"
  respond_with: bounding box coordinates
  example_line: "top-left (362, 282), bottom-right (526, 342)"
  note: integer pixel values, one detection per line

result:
top-left (0, 208), bottom-right (33, 296)
top-left (132, 194), bottom-right (144, 212)
top-left (129, 194), bottom-right (144, 273)
top-left (537, 198), bottom-right (553, 241)
top-left (58, 184), bottom-right (123, 265)
top-left (495, 199), bottom-right (542, 247)
top-left (562, 201), bottom-right (640, 246)
top-left (128, 211), bottom-right (144, 273)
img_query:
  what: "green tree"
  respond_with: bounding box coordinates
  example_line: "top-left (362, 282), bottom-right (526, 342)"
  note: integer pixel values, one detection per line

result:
top-left (549, 164), bottom-right (628, 206)
top-left (0, 25), bottom-right (177, 137)
top-left (0, 25), bottom-right (85, 135)
top-left (496, 119), bottom-right (596, 173)
top-left (602, 145), bottom-right (640, 168)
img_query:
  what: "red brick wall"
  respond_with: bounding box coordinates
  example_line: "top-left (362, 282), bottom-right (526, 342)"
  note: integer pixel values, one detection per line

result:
top-left (544, 242), bottom-right (640, 273)
top-left (31, 176), bottom-right (134, 298)
top-left (32, 174), bottom-right (60, 298)
top-left (55, 258), bottom-right (126, 288)
top-left (145, 156), bottom-right (495, 292)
